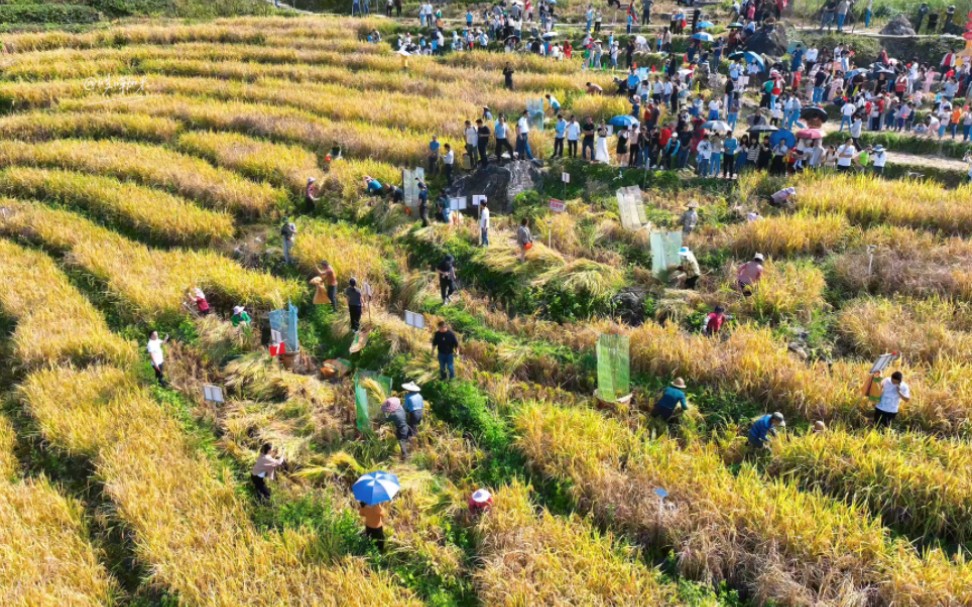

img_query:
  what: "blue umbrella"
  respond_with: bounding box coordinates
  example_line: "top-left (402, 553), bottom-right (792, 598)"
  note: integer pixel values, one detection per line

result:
top-left (769, 129), bottom-right (796, 149)
top-left (697, 21), bottom-right (714, 29)
top-left (743, 51), bottom-right (765, 67)
top-left (691, 32), bottom-right (714, 42)
top-left (609, 115), bottom-right (639, 129)
top-left (728, 50), bottom-right (745, 59)
top-left (353, 471), bottom-right (400, 505)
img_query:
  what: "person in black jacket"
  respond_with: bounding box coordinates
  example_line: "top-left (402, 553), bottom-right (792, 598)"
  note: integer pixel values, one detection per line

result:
top-left (431, 321), bottom-right (460, 380)
top-left (346, 278), bottom-right (363, 332)
top-left (476, 119), bottom-right (491, 166)
top-left (436, 255), bottom-right (457, 304)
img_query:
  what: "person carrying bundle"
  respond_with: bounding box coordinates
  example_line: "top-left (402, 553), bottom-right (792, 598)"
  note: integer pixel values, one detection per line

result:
top-left (382, 395), bottom-right (413, 461)
top-left (873, 370), bottom-right (910, 428)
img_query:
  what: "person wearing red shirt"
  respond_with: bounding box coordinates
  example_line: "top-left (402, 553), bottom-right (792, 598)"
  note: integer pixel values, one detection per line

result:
top-left (659, 125), bottom-right (672, 147)
top-left (704, 306), bottom-right (727, 336)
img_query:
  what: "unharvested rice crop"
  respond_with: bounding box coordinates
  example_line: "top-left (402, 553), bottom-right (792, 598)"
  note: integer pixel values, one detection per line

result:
top-left (0, 111), bottom-right (181, 142)
top-left (515, 402), bottom-right (972, 607)
top-left (0, 166), bottom-right (234, 245)
top-left (770, 429), bottom-right (972, 543)
top-left (0, 238), bottom-right (134, 367)
top-left (474, 481), bottom-right (680, 605)
top-left (0, 424), bottom-right (117, 607)
top-left (722, 212), bottom-right (856, 257)
top-left (0, 200), bottom-right (298, 319)
top-left (0, 139), bottom-right (285, 217)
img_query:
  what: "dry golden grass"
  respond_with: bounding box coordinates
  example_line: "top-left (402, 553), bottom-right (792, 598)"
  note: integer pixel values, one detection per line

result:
top-left (725, 259), bottom-right (828, 322)
top-left (474, 481), bottom-right (682, 606)
top-left (0, 139), bottom-right (285, 218)
top-left (0, 166), bottom-right (234, 246)
top-left (0, 238), bottom-right (134, 367)
top-left (0, 200), bottom-right (299, 320)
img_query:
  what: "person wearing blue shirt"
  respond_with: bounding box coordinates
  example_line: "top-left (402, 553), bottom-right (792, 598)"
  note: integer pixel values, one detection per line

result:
top-left (545, 94), bottom-right (561, 113)
top-left (364, 175), bottom-right (384, 195)
top-left (651, 377), bottom-right (689, 422)
top-left (627, 68), bottom-right (640, 94)
top-left (553, 114), bottom-right (567, 157)
top-left (631, 96), bottom-right (640, 118)
top-left (427, 136), bottom-right (440, 175)
top-left (662, 136), bottom-right (680, 169)
top-left (747, 412), bottom-right (785, 448)
top-left (722, 134), bottom-right (738, 178)
top-left (466, 10), bottom-right (473, 26)
top-left (402, 382), bottom-right (424, 436)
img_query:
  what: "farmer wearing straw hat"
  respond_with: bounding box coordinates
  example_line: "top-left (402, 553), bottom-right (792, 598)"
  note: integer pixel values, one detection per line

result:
top-left (231, 305), bottom-right (251, 327)
top-left (651, 377), bottom-right (689, 422)
top-left (748, 412), bottom-right (785, 448)
top-left (402, 382), bottom-right (424, 437)
top-left (736, 253), bottom-right (764, 296)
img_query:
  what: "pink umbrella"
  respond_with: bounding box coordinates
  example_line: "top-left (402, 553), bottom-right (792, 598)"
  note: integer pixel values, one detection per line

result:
top-left (796, 128), bottom-right (823, 140)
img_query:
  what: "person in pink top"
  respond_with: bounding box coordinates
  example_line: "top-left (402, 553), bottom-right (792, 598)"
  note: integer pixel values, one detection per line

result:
top-left (736, 253), bottom-right (765, 296)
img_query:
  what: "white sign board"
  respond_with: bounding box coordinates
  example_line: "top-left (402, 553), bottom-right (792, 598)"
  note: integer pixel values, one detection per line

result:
top-left (549, 198), bottom-right (566, 213)
top-left (561, 172), bottom-right (570, 183)
top-left (203, 384), bottom-right (225, 403)
top-left (605, 125), bottom-right (614, 136)
top-left (404, 310), bottom-right (425, 330)
top-left (449, 197), bottom-right (467, 211)
top-left (471, 195), bottom-right (487, 207)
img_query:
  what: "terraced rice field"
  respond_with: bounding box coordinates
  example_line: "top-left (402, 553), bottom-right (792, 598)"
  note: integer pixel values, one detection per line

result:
top-left (1, 13), bottom-right (972, 607)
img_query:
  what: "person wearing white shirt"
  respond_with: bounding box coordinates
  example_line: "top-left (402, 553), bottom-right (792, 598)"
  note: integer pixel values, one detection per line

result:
top-left (515, 110), bottom-right (534, 160)
top-left (874, 371), bottom-right (910, 427)
top-left (479, 202), bottom-right (490, 247)
top-left (464, 120), bottom-right (478, 165)
top-left (566, 116), bottom-right (581, 157)
top-left (836, 139), bottom-right (856, 171)
top-left (839, 101), bottom-right (857, 132)
top-left (695, 136), bottom-right (713, 176)
top-left (871, 144), bottom-right (887, 174)
top-left (442, 144), bottom-right (455, 185)
top-left (147, 330), bottom-right (169, 386)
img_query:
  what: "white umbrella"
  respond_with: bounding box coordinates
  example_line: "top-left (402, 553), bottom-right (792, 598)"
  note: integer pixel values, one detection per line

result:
top-left (635, 35), bottom-right (647, 45)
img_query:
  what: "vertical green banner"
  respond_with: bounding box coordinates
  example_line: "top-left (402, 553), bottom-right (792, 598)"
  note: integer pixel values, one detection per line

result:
top-left (597, 334), bottom-right (631, 402)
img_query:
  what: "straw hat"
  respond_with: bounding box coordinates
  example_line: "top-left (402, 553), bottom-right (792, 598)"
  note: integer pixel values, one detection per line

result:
top-left (402, 382), bottom-right (421, 392)
top-left (472, 488), bottom-right (492, 504)
top-left (687, 201), bottom-right (699, 208)
top-left (754, 253), bottom-right (765, 262)
top-left (671, 377), bottom-right (687, 389)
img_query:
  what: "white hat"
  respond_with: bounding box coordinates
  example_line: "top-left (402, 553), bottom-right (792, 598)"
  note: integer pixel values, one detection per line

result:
top-left (402, 382), bottom-right (421, 392)
top-left (233, 305), bottom-right (245, 315)
top-left (471, 489), bottom-right (492, 503)
top-left (307, 177), bottom-right (316, 184)
top-left (754, 253), bottom-right (765, 262)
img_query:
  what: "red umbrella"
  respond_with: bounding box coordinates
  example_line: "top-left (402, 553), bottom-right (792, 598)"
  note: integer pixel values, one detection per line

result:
top-left (796, 128), bottom-right (823, 140)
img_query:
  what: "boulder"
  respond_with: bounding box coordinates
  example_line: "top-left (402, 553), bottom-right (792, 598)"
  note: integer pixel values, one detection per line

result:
top-left (744, 23), bottom-right (788, 57)
top-left (612, 286), bottom-right (650, 326)
top-left (448, 160), bottom-right (543, 215)
top-left (880, 15), bottom-right (915, 36)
